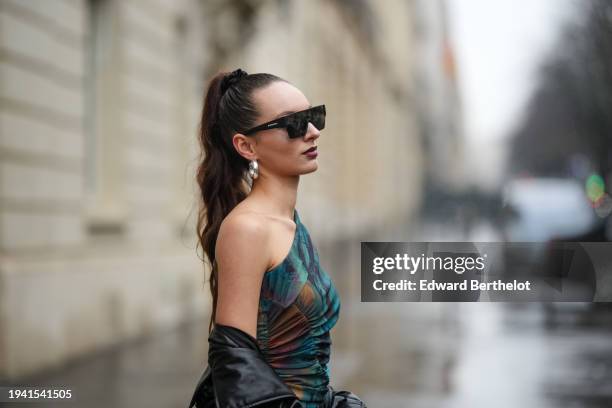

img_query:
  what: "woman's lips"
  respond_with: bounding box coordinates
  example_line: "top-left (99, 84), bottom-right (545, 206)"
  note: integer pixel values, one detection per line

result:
top-left (303, 146), bottom-right (318, 158)
top-left (304, 150), bottom-right (318, 159)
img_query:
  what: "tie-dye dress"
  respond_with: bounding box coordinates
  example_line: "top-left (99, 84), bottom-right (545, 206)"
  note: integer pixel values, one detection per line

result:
top-left (257, 209), bottom-right (341, 408)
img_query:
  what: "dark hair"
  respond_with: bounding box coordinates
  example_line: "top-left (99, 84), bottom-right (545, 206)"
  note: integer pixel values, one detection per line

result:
top-left (196, 70), bottom-right (286, 333)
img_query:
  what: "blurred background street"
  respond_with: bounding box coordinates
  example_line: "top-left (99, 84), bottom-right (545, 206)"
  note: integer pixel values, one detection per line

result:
top-left (1, 0), bottom-right (612, 407)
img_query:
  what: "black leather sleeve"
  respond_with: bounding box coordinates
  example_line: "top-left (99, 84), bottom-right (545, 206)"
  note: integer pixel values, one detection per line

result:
top-left (188, 366), bottom-right (215, 408)
top-left (329, 389), bottom-right (368, 408)
top-left (188, 324), bottom-right (303, 408)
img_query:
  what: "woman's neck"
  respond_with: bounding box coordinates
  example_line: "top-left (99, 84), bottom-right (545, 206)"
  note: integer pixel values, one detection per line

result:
top-left (248, 174), bottom-right (299, 220)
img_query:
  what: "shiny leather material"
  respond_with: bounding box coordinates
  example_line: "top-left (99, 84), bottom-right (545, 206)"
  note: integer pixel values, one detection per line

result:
top-left (188, 324), bottom-right (302, 408)
top-left (324, 387), bottom-right (367, 408)
top-left (187, 324), bottom-right (367, 408)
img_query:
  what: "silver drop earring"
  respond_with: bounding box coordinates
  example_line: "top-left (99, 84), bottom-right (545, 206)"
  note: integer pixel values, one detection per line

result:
top-left (248, 159), bottom-right (259, 180)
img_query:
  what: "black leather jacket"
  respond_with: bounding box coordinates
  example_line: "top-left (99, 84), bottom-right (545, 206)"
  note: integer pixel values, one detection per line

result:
top-left (188, 324), bottom-right (366, 408)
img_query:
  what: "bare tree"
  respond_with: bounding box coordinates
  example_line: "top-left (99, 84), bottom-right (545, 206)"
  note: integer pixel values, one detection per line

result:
top-left (510, 0), bottom-right (612, 178)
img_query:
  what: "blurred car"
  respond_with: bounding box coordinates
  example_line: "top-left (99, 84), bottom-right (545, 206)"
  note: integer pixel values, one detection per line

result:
top-left (502, 177), bottom-right (597, 242)
top-left (502, 177), bottom-right (609, 322)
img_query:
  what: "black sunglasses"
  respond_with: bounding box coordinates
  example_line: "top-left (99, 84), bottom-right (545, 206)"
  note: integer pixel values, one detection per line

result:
top-left (243, 105), bottom-right (326, 139)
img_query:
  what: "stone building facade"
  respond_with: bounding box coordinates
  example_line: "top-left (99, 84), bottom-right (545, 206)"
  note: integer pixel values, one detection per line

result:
top-left (0, 0), bottom-right (430, 380)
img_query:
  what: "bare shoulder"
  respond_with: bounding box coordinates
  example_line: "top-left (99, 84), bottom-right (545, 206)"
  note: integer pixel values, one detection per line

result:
top-left (219, 209), bottom-right (258, 232)
top-left (217, 211), bottom-right (270, 249)
top-left (216, 210), bottom-right (272, 276)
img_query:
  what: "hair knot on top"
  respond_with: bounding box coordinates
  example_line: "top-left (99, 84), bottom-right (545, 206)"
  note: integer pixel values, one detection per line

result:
top-left (220, 68), bottom-right (249, 95)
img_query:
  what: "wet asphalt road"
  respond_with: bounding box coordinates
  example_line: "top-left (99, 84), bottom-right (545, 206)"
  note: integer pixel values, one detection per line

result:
top-left (3, 304), bottom-right (612, 408)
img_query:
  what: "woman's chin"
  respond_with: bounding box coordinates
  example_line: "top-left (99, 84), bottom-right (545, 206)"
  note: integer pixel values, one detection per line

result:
top-left (300, 163), bottom-right (318, 174)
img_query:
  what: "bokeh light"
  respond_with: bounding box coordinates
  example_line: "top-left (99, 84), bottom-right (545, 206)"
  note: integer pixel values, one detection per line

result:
top-left (586, 173), bottom-right (605, 205)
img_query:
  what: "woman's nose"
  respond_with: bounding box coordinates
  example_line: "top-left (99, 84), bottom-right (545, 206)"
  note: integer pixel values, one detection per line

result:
top-left (304, 123), bottom-right (320, 141)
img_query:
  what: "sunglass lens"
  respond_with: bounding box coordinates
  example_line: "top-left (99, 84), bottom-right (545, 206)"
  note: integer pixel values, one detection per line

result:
top-left (286, 114), bottom-right (307, 138)
top-left (297, 117), bottom-right (309, 138)
top-left (311, 107), bottom-right (325, 130)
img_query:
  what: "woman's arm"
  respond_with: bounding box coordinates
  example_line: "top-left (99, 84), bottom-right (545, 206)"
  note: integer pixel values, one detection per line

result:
top-left (214, 212), bottom-right (271, 339)
top-left (201, 213), bottom-right (310, 408)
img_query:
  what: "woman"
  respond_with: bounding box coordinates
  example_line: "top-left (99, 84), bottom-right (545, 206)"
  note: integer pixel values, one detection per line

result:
top-left (193, 69), bottom-right (366, 408)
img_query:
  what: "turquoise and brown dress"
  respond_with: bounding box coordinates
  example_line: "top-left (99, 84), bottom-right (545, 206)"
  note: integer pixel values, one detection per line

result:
top-left (257, 209), bottom-right (341, 408)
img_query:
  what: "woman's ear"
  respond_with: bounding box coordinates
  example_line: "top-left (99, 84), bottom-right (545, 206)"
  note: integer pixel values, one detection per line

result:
top-left (232, 133), bottom-right (257, 161)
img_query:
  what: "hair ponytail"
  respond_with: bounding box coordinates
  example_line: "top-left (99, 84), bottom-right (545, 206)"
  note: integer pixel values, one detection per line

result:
top-left (195, 70), bottom-right (285, 332)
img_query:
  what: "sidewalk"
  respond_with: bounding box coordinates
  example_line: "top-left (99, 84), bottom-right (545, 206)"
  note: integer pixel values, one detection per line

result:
top-left (3, 320), bottom-right (210, 408)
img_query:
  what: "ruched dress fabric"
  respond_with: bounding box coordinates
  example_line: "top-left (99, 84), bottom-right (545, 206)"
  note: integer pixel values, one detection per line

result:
top-left (257, 209), bottom-right (341, 408)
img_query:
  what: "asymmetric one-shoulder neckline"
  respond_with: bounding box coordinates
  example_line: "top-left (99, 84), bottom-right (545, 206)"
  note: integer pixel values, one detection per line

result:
top-left (264, 209), bottom-right (300, 274)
